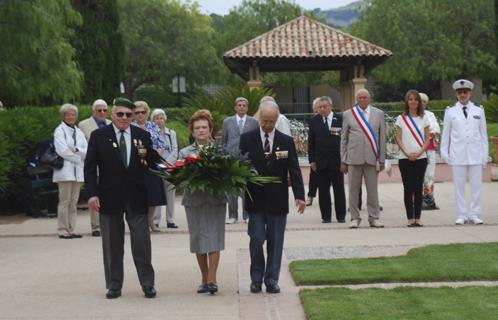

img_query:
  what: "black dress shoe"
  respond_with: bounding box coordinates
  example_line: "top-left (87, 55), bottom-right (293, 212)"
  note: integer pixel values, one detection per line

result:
top-left (207, 282), bottom-right (218, 294)
top-left (167, 223), bottom-right (178, 229)
top-left (58, 235), bottom-right (72, 239)
top-left (142, 286), bottom-right (156, 298)
top-left (250, 282), bottom-right (262, 293)
top-left (71, 233), bottom-right (83, 238)
top-left (322, 219), bottom-right (331, 223)
top-left (197, 283), bottom-right (208, 293)
top-left (92, 230), bottom-right (100, 237)
top-left (106, 289), bottom-right (121, 299)
top-left (266, 284), bottom-right (280, 294)
top-left (337, 219), bottom-right (346, 223)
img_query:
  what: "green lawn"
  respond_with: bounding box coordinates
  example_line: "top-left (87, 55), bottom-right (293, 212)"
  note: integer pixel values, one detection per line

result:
top-left (290, 242), bottom-right (498, 285)
top-left (300, 286), bottom-right (498, 320)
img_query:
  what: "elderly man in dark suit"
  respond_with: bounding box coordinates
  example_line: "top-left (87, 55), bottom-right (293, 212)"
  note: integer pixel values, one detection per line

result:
top-left (240, 100), bottom-right (306, 294)
top-left (222, 97), bottom-right (259, 224)
top-left (308, 96), bottom-right (346, 223)
top-left (84, 97), bottom-right (163, 299)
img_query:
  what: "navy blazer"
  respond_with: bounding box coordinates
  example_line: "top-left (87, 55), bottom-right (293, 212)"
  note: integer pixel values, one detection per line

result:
top-left (84, 124), bottom-right (162, 215)
top-left (240, 128), bottom-right (305, 215)
top-left (308, 112), bottom-right (343, 170)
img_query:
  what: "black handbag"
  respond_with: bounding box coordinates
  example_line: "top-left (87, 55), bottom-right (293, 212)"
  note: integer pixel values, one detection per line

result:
top-left (40, 140), bottom-right (64, 169)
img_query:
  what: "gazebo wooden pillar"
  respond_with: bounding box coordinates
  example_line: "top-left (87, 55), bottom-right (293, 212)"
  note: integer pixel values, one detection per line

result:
top-left (223, 16), bottom-right (392, 109)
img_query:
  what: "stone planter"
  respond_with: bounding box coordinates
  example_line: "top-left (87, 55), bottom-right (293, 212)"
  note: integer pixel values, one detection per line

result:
top-left (491, 136), bottom-right (498, 163)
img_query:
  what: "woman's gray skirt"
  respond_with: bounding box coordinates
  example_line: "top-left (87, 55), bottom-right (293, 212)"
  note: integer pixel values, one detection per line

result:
top-left (184, 204), bottom-right (226, 254)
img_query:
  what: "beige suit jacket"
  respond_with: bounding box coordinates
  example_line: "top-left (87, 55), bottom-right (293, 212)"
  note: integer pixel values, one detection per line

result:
top-left (79, 117), bottom-right (111, 141)
top-left (341, 106), bottom-right (386, 166)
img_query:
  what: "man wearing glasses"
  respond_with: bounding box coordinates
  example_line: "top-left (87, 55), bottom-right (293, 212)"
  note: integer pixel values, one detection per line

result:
top-left (84, 97), bottom-right (163, 299)
top-left (79, 99), bottom-right (111, 236)
top-left (441, 79), bottom-right (488, 225)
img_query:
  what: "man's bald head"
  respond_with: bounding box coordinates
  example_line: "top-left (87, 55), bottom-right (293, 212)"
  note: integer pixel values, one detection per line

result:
top-left (258, 101), bottom-right (279, 133)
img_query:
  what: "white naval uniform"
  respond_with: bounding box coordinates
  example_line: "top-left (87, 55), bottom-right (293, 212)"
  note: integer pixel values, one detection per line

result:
top-left (440, 101), bottom-right (488, 220)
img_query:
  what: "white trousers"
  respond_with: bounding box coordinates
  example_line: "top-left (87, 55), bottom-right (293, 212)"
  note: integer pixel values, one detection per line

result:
top-left (153, 179), bottom-right (176, 225)
top-left (451, 165), bottom-right (483, 218)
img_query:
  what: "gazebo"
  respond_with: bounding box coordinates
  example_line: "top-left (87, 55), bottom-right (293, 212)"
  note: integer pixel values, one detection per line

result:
top-left (223, 16), bottom-right (392, 109)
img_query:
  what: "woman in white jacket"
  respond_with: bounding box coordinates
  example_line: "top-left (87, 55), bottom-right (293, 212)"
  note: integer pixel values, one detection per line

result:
top-left (53, 103), bottom-right (87, 239)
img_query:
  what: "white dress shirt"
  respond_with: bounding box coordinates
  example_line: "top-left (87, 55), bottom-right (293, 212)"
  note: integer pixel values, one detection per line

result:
top-left (113, 124), bottom-right (131, 166)
top-left (323, 111), bottom-right (334, 129)
top-left (260, 127), bottom-right (275, 153)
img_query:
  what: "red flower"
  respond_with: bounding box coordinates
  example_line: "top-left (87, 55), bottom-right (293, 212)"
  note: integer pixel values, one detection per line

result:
top-left (184, 155), bottom-right (201, 164)
top-left (174, 160), bottom-right (185, 167)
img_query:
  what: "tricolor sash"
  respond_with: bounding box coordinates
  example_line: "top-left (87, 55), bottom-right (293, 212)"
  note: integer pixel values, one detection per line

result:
top-left (401, 114), bottom-right (424, 148)
top-left (351, 105), bottom-right (379, 160)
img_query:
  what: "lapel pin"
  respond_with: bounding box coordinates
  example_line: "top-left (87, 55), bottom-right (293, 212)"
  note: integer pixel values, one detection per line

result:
top-left (112, 142), bottom-right (117, 148)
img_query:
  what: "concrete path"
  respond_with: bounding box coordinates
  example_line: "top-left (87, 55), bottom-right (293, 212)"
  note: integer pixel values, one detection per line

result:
top-left (1, 182), bottom-right (498, 319)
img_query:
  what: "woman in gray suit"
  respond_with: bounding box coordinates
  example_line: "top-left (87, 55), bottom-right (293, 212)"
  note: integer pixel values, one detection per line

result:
top-left (179, 109), bottom-right (227, 295)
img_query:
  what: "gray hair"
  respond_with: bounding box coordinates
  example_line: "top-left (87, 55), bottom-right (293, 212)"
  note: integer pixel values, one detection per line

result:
top-left (59, 103), bottom-right (78, 119)
top-left (318, 96), bottom-right (333, 106)
top-left (150, 108), bottom-right (167, 121)
top-left (92, 99), bottom-right (107, 111)
top-left (234, 97), bottom-right (249, 105)
top-left (259, 100), bottom-right (280, 116)
top-left (260, 96), bottom-right (276, 104)
top-left (419, 93), bottom-right (429, 103)
top-left (356, 88), bottom-right (371, 98)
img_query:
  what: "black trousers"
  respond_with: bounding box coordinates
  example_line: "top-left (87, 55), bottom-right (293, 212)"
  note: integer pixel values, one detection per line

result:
top-left (308, 170), bottom-right (318, 197)
top-left (100, 202), bottom-right (154, 290)
top-left (399, 158), bottom-right (428, 220)
top-left (317, 167), bottom-right (346, 221)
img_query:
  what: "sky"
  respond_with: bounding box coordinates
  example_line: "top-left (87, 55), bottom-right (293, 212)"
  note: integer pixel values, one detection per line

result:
top-left (190, 0), bottom-right (354, 15)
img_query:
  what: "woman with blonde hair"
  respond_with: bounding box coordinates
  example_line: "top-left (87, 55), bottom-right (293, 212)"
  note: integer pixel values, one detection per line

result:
top-left (132, 101), bottom-right (167, 232)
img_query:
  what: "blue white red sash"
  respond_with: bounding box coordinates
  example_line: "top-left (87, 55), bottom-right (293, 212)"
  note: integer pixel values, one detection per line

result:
top-left (401, 114), bottom-right (424, 148)
top-left (351, 105), bottom-right (379, 160)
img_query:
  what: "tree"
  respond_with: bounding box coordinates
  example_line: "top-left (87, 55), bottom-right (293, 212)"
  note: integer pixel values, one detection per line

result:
top-left (0, 0), bottom-right (83, 106)
top-left (350, 0), bottom-right (496, 86)
top-left (118, 0), bottom-right (222, 100)
top-left (72, 0), bottom-right (123, 103)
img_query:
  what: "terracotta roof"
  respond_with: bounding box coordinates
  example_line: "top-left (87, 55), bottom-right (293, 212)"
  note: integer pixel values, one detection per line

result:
top-left (223, 16), bottom-right (392, 59)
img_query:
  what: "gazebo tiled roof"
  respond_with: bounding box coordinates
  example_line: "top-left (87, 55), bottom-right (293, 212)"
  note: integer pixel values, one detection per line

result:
top-left (223, 15), bottom-right (392, 79)
top-left (224, 15), bottom-right (392, 59)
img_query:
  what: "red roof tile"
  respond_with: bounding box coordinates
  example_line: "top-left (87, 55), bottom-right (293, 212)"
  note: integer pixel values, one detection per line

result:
top-left (223, 16), bottom-right (392, 59)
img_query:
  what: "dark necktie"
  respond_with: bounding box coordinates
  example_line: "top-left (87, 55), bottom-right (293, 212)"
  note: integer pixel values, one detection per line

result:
top-left (463, 106), bottom-right (468, 119)
top-left (264, 133), bottom-right (270, 159)
top-left (119, 130), bottom-right (128, 168)
top-left (323, 117), bottom-right (328, 129)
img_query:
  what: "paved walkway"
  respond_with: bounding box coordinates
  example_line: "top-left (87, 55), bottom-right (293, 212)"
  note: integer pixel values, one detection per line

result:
top-left (1, 182), bottom-right (498, 319)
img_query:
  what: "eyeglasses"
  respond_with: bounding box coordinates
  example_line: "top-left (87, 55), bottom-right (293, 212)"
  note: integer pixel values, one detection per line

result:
top-left (115, 112), bottom-right (133, 118)
top-left (134, 111), bottom-right (147, 115)
top-left (95, 109), bottom-right (107, 113)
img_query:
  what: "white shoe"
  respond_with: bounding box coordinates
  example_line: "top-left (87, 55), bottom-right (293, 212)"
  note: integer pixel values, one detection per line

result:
top-left (469, 216), bottom-right (483, 225)
top-left (226, 218), bottom-right (237, 224)
top-left (369, 220), bottom-right (384, 228)
top-left (455, 217), bottom-right (467, 225)
top-left (350, 219), bottom-right (361, 229)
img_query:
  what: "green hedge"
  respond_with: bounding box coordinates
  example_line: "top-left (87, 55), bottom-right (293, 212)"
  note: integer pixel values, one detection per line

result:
top-left (0, 104), bottom-right (219, 211)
